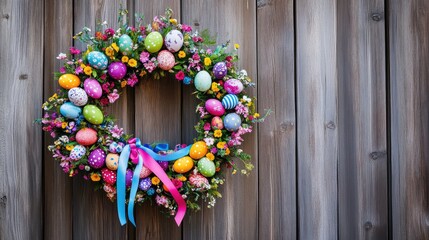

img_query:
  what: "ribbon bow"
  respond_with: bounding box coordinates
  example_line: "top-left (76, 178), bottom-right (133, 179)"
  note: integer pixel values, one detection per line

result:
top-left (117, 138), bottom-right (192, 226)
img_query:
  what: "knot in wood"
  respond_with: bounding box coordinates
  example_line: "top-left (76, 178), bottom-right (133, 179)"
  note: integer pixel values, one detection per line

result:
top-left (2, 14), bottom-right (9, 19)
top-left (326, 121), bottom-right (336, 130)
top-left (0, 195), bottom-right (6, 207)
top-left (371, 13), bottom-right (383, 21)
top-left (280, 121), bottom-right (294, 132)
top-left (19, 74), bottom-right (28, 80)
top-left (364, 221), bottom-right (373, 230)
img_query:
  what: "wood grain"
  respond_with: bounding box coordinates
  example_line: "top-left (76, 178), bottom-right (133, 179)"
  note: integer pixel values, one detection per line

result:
top-left (0, 0), bottom-right (44, 239)
top-left (390, 0), bottom-right (429, 239)
top-left (296, 0), bottom-right (338, 239)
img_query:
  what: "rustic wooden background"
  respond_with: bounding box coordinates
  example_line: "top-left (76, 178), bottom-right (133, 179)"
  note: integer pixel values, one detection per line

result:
top-left (1, 0), bottom-right (428, 239)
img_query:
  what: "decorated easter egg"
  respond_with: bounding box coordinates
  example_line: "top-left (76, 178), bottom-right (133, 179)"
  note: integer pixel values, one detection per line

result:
top-left (83, 105), bottom-right (103, 124)
top-left (213, 62), bottom-right (227, 79)
top-left (75, 128), bottom-right (98, 146)
top-left (224, 113), bottom-right (242, 131)
top-left (108, 62), bottom-right (127, 80)
top-left (205, 99), bottom-right (225, 116)
top-left (59, 74), bottom-right (81, 89)
top-left (101, 168), bottom-right (117, 185)
top-left (157, 50), bottom-right (175, 70)
top-left (68, 87), bottom-right (88, 106)
top-left (84, 78), bottom-right (102, 99)
top-left (69, 145), bottom-right (86, 161)
top-left (118, 34), bottom-right (133, 55)
top-left (189, 174), bottom-right (209, 189)
top-left (197, 157), bottom-right (216, 177)
top-left (211, 116), bottom-right (224, 130)
top-left (222, 94), bottom-right (239, 109)
top-left (164, 29), bottom-right (184, 52)
top-left (224, 79), bottom-right (244, 94)
top-left (105, 153), bottom-right (119, 170)
top-left (87, 51), bottom-right (108, 70)
top-left (125, 169), bottom-right (133, 187)
top-left (173, 156), bottom-right (194, 173)
top-left (139, 177), bottom-right (152, 191)
top-left (109, 142), bottom-right (124, 153)
top-left (189, 141), bottom-right (208, 160)
top-left (139, 165), bottom-right (152, 178)
top-left (88, 148), bottom-right (106, 169)
top-left (194, 70), bottom-right (212, 91)
top-left (60, 102), bottom-right (81, 119)
top-left (144, 31), bottom-right (163, 53)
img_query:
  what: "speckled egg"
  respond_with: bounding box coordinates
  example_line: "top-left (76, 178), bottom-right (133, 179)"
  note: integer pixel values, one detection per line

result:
top-left (197, 157), bottom-right (216, 177)
top-left (139, 177), bottom-right (152, 191)
top-left (76, 128), bottom-right (98, 146)
top-left (108, 62), bottom-right (127, 80)
top-left (125, 169), bottom-right (133, 187)
top-left (59, 74), bottom-right (81, 89)
top-left (144, 31), bottom-right (163, 53)
top-left (87, 51), bottom-right (108, 70)
top-left (88, 148), bottom-right (106, 169)
top-left (109, 142), bottom-right (124, 153)
top-left (189, 174), bottom-right (209, 189)
top-left (118, 34), bottom-right (133, 55)
top-left (194, 70), bottom-right (212, 91)
top-left (105, 153), bottom-right (119, 170)
top-left (211, 116), bottom-right (224, 130)
top-left (60, 102), bottom-right (81, 119)
top-left (84, 78), bottom-right (102, 99)
top-left (69, 145), bottom-right (86, 161)
top-left (157, 50), bottom-right (175, 70)
top-left (205, 99), bottom-right (225, 116)
top-left (221, 94), bottom-right (239, 109)
top-left (213, 62), bottom-right (227, 79)
top-left (83, 105), bottom-right (103, 125)
top-left (101, 168), bottom-right (117, 185)
top-left (139, 165), bottom-right (152, 178)
top-left (173, 156), bottom-right (194, 173)
top-left (189, 141), bottom-right (208, 160)
top-left (164, 30), bottom-right (183, 52)
top-left (224, 79), bottom-right (244, 94)
top-left (68, 87), bottom-right (88, 106)
top-left (224, 113), bottom-right (242, 131)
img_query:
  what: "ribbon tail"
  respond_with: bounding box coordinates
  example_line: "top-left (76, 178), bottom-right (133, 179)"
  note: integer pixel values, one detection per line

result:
top-left (117, 145), bottom-right (130, 225)
top-left (128, 154), bottom-right (143, 227)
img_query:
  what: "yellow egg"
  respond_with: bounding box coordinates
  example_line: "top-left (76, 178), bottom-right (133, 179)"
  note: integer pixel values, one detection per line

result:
top-left (173, 156), bottom-right (194, 173)
top-left (189, 141), bottom-right (208, 160)
top-left (59, 74), bottom-right (81, 89)
top-left (105, 153), bottom-right (119, 170)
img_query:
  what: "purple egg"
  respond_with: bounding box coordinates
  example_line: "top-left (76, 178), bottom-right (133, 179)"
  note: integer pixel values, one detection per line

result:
top-left (125, 169), bottom-right (133, 187)
top-left (205, 99), bottom-right (225, 116)
top-left (139, 177), bottom-right (152, 191)
top-left (157, 161), bottom-right (168, 171)
top-left (108, 62), bottom-right (127, 80)
top-left (84, 78), bottom-right (102, 99)
top-left (213, 62), bottom-right (227, 79)
top-left (224, 79), bottom-right (244, 94)
top-left (88, 148), bottom-right (106, 169)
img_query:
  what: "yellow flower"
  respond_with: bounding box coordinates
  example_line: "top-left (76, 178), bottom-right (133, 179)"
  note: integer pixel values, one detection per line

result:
top-left (61, 122), bottom-right (67, 129)
top-left (216, 93), bottom-right (222, 99)
top-left (232, 169), bottom-right (237, 175)
top-left (80, 63), bottom-right (86, 69)
top-left (170, 18), bottom-right (178, 25)
top-left (234, 43), bottom-right (240, 49)
top-left (121, 56), bottom-right (129, 63)
top-left (206, 153), bottom-right (215, 161)
top-left (217, 141), bottom-right (226, 149)
top-left (105, 47), bottom-right (114, 57)
top-left (211, 82), bottom-right (219, 92)
top-left (178, 51), bottom-right (186, 58)
top-left (90, 173), bottom-right (101, 182)
top-left (111, 42), bottom-right (119, 52)
top-left (225, 148), bottom-right (230, 155)
top-left (178, 176), bottom-right (187, 181)
top-left (254, 113), bottom-right (260, 118)
top-left (151, 176), bottom-right (160, 185)
top-left (214, 129), bottom-right (222, 138)
top-left (121, 80), bottom-right (127, 88)
top-left (204, 57), bottom-right (211, 66)
top-left (52, 93), bottom-right (58, 99)
top-left (84, 66), bottom-right (92, 75)
top-left (128, 58), bottom-right (137, 67)
top-left (65, 145), bottom-right (74, 151)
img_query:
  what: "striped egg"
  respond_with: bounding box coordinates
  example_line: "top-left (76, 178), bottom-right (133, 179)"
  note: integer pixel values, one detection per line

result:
top-left (69, 145), bottom-right (86, 161)
top-left (221, 94), bottom-right (239, 109)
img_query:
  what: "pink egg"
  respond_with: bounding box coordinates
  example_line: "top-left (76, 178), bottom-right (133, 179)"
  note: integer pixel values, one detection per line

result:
top-left (101, 168), bottom-right (117, 185)
top-left (108, 62), bottom-right (127, 80)
top-left (84, 78), bottom-right (102, 99)
top-left (88, 148), bottom-right (106, 169)
top-left (157, 50), bottom-right (175, 70)
top-left (139, 165), bottom-right (152, 178)
top-left (224, 79), bottom-right (244, 94)
top-left (205, 99), bottom-right (225, 116)
top-left (76, 128), bottom-right (98, 146)
top-left (211, 116), bottom-right (224, 130)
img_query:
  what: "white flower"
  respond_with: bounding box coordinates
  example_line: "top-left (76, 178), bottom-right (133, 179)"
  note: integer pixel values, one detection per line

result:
top-left (56, 53), bottom-right (67, 60)
top-left (242, 95), bottom-right (251, 103)
top-left (101, 21), bottom-right (108, 26)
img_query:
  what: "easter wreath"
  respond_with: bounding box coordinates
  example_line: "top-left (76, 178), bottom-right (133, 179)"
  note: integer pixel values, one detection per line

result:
top-left (39, 9), bottom-right (267, 226)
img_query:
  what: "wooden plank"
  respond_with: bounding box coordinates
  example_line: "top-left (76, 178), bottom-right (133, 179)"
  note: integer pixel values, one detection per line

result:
top-left (390, 1), bottom-right (429, 239)
top-left (0, 0), bottom-right (44, 239)
top-left (181, 1), bottom-right (258, 239)
top-left (256, 0), bottom-right (296, 239)
top-left (43, 0), bottom-right (73, 239)
top-left (72, 1), bottom-right (130, 239)
top-left (133, 1), bottom-right (182, 239)
top-left (296, 0), bottom-right (338, 239)
top-left (337, 1), bottom-right (388, 239)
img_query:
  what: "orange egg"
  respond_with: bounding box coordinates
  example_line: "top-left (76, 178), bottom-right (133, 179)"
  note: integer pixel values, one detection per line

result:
top-left (59, 74), bottom-right (81, 89)
top-left (173, 156), bottom-right (194, 173)
top-left (189, 141), bottom-right (208, 160)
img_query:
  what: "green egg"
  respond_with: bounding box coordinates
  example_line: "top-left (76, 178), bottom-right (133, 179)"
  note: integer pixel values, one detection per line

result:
top-left (197, 157), bottom-right (216, 177)
top-left (83, 105), bottom-right (104, 125)
top-left (144, 32), bottom-right (163, 53)
top-left (118, 34), bottom-right (133, 55)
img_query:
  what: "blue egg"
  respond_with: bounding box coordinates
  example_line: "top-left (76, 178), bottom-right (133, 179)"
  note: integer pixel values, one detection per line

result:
top-left (60, 102), bottom-right (82, 119)
top-left (194, 70), bottom-right (212, 91)
top-left (221, 94), bottom-right (239, 109)
top-left (118, 34), bottom-right (133, 55)
top-left (87, 51), bottom-right (108, 70)
top-left (224, 113), bottom-right (242, 131)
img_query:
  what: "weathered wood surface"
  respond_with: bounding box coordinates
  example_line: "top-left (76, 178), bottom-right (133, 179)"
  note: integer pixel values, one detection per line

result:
top-left (337, 0), bottom-right (388, 239)
top-left (390, 0), bottom-right (429, 239)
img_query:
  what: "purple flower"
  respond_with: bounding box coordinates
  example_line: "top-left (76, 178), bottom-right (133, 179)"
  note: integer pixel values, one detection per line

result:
top-left (235, 102), bottom-right (249, 118)
top-left (140, 51), bottom-right (150, 63)
top-left (143, 60), bottom-right (157, 73)
top-left (75, 66), bottom-right (83, 75)
top-left (181, 24), bottom-right (192, 32)
top-left (110, 125), bottom-right (124, 139)
top-left (203, 123), bottom-right (211, 131)
top-left (59, 67), bottom-right (66, 73)
top-left (127, 73), bottom-right (139, 87)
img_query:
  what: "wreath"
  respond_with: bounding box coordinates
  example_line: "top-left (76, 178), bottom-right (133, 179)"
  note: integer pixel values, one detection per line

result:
top-left (39, 8), bottom-right (267, 226)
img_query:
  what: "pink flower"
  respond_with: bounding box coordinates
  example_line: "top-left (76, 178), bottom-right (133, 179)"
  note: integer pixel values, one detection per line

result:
top-left (104, 28), bottom-right (115, 36)
top-left (59, 67), bottom-right (66, 73)
top-left (197, 106), bottom-right (208, 118)
top-left (192, 36), bottom-right (203, 42)
top-left (75, 66), bottom-right (83, 75)
top-left (56, 53), bottom-right (67, 60)
top-left (140, 51), bottom-right (150, 63)
top-left (210, 147), bottom-right (217, 154)
top-left (181, 24), bottom-right (192, 32)
top-left (192, 53), bottom-right (200, 61)
top-left (69, 47), bottom-right (80, 55)
top-left (172, 179), bottom-right (183, 189)
top-left (203, 123), bottom-right (211, 131)
top-left (155, 195), bottom-right (169, 207)
top-left (100, 98), bottom-right (109, 106)
top-left (127, 73), bottom-right (139, 87)
top-left (108, 89), bottom-right (120, 103)
top-left (235, 102), bottom-right (249, 118)
top-left (175, 71), bottom-right (185, 81)
top-left (110, 125), bottom-right (124, 138)
top-left (102, 82), bottom-right (111, 93)
top-left (143, 59), bottom-right (157, 73)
